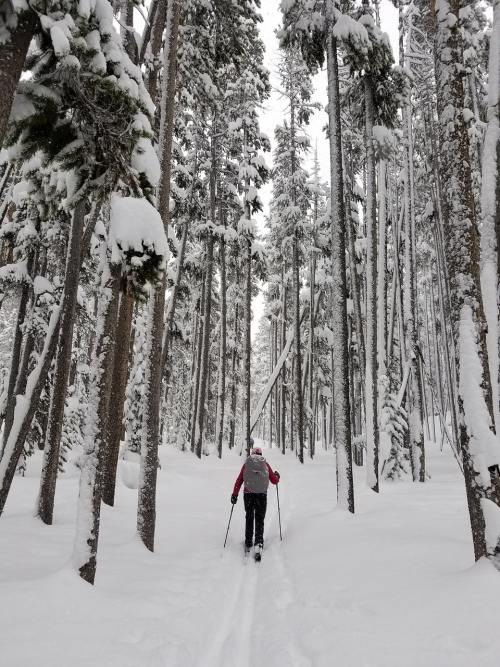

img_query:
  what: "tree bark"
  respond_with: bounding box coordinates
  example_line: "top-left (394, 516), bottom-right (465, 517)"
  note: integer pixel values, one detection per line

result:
top-left (0, 305), bottom-right (61, 515)
top-left (326, 26), bottom-right (354, 511)
top-left (293, 231), bottom-right (304, 463)
top-left (138, 0), bottom-right (180, 552)
top-left (435, 0), bottom-right (500, 561)
top-left (402, 63), bottom-right (425, 481)
top-left (308, 239), bottom-right (316, 459)
top-left (1, 270), bottom-right (32, 444)
top-left (480, 0), bottom-right (500, 432)
top-left (195, 232), bottom-right (214, 458)
top-left (363, 72), bottom-right (379, 494)
top-left (37, 202), bottom-right (87, 524)
top-left (74, 263), bottom-right (121, 584)
top-left (245, 237), bottom-right (252, 454)
top-left (102, 286), bottom-right (134, 507)
top-left (144, 0), bottom-right (169, 104)
top-left (216, 230), bottom-right (227, 458)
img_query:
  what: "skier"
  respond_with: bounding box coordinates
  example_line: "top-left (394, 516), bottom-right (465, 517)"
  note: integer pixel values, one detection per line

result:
top-left (231, 443), bottom-right (280, 560)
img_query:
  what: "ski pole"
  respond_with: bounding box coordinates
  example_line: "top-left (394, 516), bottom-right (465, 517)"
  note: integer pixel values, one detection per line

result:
top-left (276, 485), bottom-right (283, 541)
top-left (223, 504), bottom-right (235, 548)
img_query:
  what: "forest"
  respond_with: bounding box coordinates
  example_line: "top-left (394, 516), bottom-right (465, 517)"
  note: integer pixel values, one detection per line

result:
top-left (1, 0), bottom-right (500, 664)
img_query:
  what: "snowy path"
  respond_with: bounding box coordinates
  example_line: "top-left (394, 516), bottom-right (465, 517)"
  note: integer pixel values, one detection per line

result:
top-left (1, 443), bottom-right (500, 666)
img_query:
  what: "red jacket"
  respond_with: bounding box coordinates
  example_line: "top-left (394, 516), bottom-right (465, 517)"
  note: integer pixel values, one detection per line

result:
top-left (232, 461), bottom-right (280, 496)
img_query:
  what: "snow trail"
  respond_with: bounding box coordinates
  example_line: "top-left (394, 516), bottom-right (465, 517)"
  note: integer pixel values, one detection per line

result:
top-left (2, 443), bottom-right (500, 666)
top-left (200, 547), bottom-right (258, 667)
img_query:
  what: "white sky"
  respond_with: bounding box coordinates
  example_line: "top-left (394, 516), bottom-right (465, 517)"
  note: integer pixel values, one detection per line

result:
top-left (252, 0), bottom-right (399, 332)
top-left (256, 1), bottom-right (399, 222)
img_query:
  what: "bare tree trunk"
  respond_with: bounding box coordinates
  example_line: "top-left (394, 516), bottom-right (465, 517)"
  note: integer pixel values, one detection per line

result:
top-left (162, 141), bottom-right (198, 396)
top-left (185, 298), bottom-right (198, 447)
top-left (195, 232), bottom-right (214, 458)
top-left (377, 159), bottom-right (391, 466)
top-left (1, 269), bottom-right (32, 442)
top-left (363, 71), bottom-right (379, 494)
top-left (480, 0), bottom-right (500, 431)
top-left (269, 320), bottom-right (274, 447)
top-left (0, 305), bottom-right (61, 515)
top-left (288, 88), bottom-right (305, 463)
top-left (144, 0), bottom-right (169, 103)
top-left (402, 66), bottom-right (425, 481)
top-left (120, 0), bottom-right (137, 61)
top-left (216, 230), bottom-right (227, 458)
top-left (326, 25), bottom-right (354, 511)
top-left (346, 183), bottom-right (366, 389)
top-left (293, 231), bottom-right (304, 463)
top-left (138, 0), bottom-right (159, 65)
top-left (228, 302), bottom-right (239, 450)
top-left (74, 263), bottom-right (121, 584)
top-left (102, 286), bottom-right (134, 506)
top-left (37, 202), bottom-right (87, 524)
top-left (138, 0), bottom-right (180, 551)
top-left (162, 214), bottom-right (188, 393)
top-left (245, 238), bottom-right (252, 454)
top-left (190, 280), bottom-right (205, 453)
top-left (0, 202), bottom-right (85, 516)
top-left (308, 241), bottom-right (316, 459)
top-left (281, 278), bottom-right (288, 454)
top-left (435, 0), bottom-right (500, 562)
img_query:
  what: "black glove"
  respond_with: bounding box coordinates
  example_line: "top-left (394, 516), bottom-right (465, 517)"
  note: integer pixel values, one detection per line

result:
top-left (231, 494), bottom-right (238, 505)
top-left (274, 471), bottom-right (280, 482)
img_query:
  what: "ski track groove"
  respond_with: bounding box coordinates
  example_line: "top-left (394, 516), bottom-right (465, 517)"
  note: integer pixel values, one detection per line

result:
top-left (199, 543), bottom-right (260, 667)
top-left (197, 464), bottom-right (311, 667)
top-left (256, 470), bottom-right (313, 667)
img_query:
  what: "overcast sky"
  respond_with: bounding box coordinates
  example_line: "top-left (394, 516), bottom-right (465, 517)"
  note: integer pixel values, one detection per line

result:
top-left (252, 1), bottom-right (399, 331)
top-left (256, 1), bottom-right (399, 228)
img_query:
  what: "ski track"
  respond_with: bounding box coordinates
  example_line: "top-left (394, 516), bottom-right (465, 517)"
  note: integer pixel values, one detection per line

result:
top-left (199, 548), bottom-right (259, 667)
top-left (260, 465), bottom-right (313, 667)
top-left (197, 475), bottom-right (310, 667)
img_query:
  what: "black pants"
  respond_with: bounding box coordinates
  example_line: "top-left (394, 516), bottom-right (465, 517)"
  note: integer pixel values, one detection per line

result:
top-left (244, 493), bottom-right (267, 548)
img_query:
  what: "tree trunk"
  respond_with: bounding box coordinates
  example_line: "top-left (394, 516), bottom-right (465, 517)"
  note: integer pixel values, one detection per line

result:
top-left (73, 263), bottom-right (121, 584)
top-left (280, 281), bottom-right (287, 454)
top-left (190, 280), bottom-right (205, 453)
top-left (137, 0), bottom-right (180, 551)
top-left (293, 231), bottom-right (304, 463)
top-left (37, 202), bottom-right (87, 524)
top-left (195, 231), bottom-right (214, 458)
top-left (0, 202), bottom-right (86, 516)
top-left (216, 231), bottom-right (227, 458)
top-left (308, 241), bottom-right (316, 459)
top-left (435, 0), bottom-right (500, 562)
top-left (402, 69), bottom-right (425, 481)
top-left (144, 0), bottom-right (169, 103)
top-left (0, 304), bottom-right (61, 516)
top-left (245, 237), bottom-right (252, 454)
top-left (162, 214), bottom-right (189, 396)
top-left (1, 271), bottom-right (32, 444)
top-left (363, 72), bottom-right (379, 494)
top-left (120, 0), bottom-right (137, 61)
top-left (480, 0), bottom-right (500, 432)
top-left (102, 286), bottom-right (134, 507)
top-left (326, 27), bottom-right (354, 511)
top-left (377, 159), bottom-right (391, 466)
top-left (228, 303), bottom-right (239, 450)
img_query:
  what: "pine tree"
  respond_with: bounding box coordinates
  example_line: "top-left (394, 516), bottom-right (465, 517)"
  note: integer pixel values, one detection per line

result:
top-left (434, 0), bottom-right (500, 563)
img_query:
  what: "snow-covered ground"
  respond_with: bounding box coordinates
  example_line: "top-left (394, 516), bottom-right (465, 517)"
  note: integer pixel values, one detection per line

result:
top-left (1, 441), bottom-right (500, 667)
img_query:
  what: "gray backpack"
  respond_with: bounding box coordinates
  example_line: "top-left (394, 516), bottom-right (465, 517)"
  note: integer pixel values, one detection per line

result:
top-left (243, 455), bottom-right (269, 494)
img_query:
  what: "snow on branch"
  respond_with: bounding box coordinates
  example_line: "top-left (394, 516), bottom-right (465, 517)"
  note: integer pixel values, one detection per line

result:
top-left (109, 196), bottom-right (168, 291)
